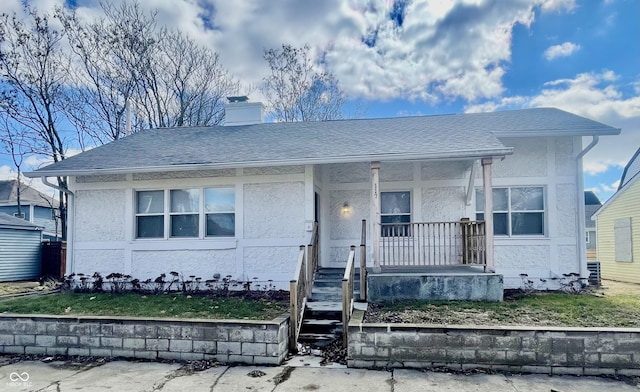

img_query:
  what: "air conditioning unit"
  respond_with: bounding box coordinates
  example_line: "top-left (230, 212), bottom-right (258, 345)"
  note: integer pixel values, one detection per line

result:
top-left (587, 261), bottom-right (601, 286)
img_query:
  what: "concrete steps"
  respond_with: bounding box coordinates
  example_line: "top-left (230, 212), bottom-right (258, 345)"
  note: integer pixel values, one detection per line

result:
top-left (297, 267), bottom-right (361, 348)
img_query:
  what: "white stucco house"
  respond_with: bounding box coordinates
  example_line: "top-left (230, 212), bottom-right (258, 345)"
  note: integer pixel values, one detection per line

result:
top-left (25, 101), bottom-right (620, 290)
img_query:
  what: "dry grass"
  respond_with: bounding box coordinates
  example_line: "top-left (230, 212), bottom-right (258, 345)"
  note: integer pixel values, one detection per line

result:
top-left (366, 280), bottom-right (640, 328)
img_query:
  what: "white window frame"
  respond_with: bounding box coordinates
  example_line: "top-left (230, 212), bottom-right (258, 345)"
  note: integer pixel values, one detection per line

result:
top-left (134, 187), bottom-right (236, 240)
top-left (476, 186), bottom-right (546, 237)
top-left (380, 190), bottom-right (412, 237)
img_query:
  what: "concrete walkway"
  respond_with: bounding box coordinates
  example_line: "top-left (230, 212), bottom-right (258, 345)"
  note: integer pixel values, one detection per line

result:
top-left (1, 359), bottom-right (638, 392)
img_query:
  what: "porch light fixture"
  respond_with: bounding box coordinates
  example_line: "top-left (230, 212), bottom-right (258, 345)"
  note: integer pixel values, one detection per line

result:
top-left (341, 202), bottom-right (352, 217)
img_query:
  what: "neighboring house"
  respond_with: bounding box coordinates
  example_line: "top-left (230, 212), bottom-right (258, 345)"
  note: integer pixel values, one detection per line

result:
top-left (593, 147), bottom-right (640, 284)
top-left (25, 102), bottom-right (620, 290)
top-left (0, 212), bottom-right (44, 282)
top-left (0, 180), bottom-right (60, 240)
top-left (584, 191), bottom-right (602, 261)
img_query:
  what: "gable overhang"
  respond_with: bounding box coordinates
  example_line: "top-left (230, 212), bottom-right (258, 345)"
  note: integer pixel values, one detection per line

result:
top-left (25, 147), bottom-right (513, 178)
top-left (492, 127), bottom-right (621, 138)
top-left (593, 172), bottom-right (640, 219)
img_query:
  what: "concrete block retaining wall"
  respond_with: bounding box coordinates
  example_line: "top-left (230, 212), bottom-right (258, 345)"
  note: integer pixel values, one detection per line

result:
top-left (348, 310), bottom-right (640, 376)
top-left (0, 314), bottom-right (289, 365)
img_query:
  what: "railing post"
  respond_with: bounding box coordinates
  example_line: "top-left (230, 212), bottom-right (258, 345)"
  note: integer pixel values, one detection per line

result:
top-left (461, 218), bottom-right (470, 264)
top-left (306, 244), bottom-right (313, 299)
top-left (289, 278), bottom-right (297, 349)
top-left (360, 219), bottom-right (367, 301)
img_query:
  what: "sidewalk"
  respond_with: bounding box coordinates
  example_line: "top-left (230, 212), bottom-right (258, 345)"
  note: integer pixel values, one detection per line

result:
top-left (1, 358), bottom-right (638, 392)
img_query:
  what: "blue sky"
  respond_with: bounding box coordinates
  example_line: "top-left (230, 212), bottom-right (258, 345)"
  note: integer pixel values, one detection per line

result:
top-left (2, 0), bottom-right (639, 202)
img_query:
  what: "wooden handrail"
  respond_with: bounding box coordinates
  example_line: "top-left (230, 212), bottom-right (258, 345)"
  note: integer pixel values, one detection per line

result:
top-left (359, 219), bottom-right (367, 301)
top-left (342, 246), bottom-right (356, 346)
top-left (289, 245), bottom-right (307, 350)
top-left (306, 222), bottom-right (319, 299)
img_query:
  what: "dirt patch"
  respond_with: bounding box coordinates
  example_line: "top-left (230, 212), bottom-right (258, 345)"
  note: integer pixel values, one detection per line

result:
top-left (595, 279), bottom-right (640, 296)
top-left (0, 279), bottom-right (60, 297)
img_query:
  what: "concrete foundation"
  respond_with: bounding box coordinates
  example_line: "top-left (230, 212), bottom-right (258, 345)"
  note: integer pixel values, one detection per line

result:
top-left (367, 268), bottom-right (503, 302)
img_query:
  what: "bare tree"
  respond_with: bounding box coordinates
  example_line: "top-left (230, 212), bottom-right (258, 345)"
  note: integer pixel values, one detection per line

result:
top-left (141, 30), bottom-right (240, 128)
top-left (59, 1), bottom-right (240, 137)
top-left (262, 44), bottom-right (345, 122)
top-left (58, 1), bottom-right (159, 142)
top-left (0, 118), bottom-right (27, 218)
top-left (0, 5), bottom-right (70, 239)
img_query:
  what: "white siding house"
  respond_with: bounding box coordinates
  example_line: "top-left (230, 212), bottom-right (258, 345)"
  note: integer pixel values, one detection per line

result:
top-left (26, 104), bottom-right (620, 290)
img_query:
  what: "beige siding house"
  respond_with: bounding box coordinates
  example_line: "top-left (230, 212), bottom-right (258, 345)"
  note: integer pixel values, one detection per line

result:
top-left (594, 148), bottom-right (640, 284)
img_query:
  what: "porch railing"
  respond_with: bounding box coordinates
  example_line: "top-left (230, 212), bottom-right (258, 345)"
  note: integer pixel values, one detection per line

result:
top-left (342, 245), bottom-right (356, 346)
top-left (289, 245), bottom-right (307, 349)
top-left (306, 222), bottom-right (319, 299)
top-left (380, 220), bottom-right (486, 268)
top-left (359, 219), bottom-right (367, 301)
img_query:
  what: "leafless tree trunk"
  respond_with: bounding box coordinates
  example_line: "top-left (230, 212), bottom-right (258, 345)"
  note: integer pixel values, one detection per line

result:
top-left (262, 44), bottom-right (345, 122)
top-left (0, 5), bottom-right (70, 239)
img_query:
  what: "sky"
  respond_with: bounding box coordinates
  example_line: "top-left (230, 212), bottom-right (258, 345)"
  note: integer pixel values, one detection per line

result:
top-left (1, 0), bottom-right (638, 202)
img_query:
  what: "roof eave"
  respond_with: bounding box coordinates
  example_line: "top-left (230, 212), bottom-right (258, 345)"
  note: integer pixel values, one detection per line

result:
top-left (493, 128), bottom-right (621, 138)
top-left (592, 173), bottom-right (640, 218)
top-left (25, 147), bottom-right (513, 178)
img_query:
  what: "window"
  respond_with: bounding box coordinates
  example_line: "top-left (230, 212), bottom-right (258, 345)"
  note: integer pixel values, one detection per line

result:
top-left (136, 190), bottom-right (165, 238)
top-left (381, 191), bottom-right (411, 236)
top-left (135, 187), bottom-right (235, 239)
top-left (476, 187), bottom-right (545, 236)
top-left (614, 217), bottom-right (633, 262)
top-left (170, 189), bottom-right (200, 237)
top-left (205, 188), bottom-right (235, 237)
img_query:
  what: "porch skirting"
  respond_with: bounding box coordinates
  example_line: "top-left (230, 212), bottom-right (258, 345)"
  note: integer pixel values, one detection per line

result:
top-left (367, 268), bottom-right (503, 302)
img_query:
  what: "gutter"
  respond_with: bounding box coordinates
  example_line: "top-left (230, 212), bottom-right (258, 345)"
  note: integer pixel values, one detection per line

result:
top-left (575, 136), bottom-right (599, 283)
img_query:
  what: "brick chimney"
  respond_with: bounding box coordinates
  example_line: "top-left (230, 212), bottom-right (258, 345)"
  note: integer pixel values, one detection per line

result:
top-left (224, 96), bottom-right (265, 126)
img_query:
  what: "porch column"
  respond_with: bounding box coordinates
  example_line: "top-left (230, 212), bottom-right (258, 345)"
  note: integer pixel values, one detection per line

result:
top-left (371, 161), bottom-right (381, 272)
top-left (482, 158), bottom-right (495, 272)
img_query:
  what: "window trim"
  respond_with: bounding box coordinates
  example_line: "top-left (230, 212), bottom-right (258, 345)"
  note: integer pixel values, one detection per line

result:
top-left (476, 186), bottom-right (546, 237)
top-left (134, 187), bottom-right (236, 240)
top-left (380, 190), bottom-right (412, 237)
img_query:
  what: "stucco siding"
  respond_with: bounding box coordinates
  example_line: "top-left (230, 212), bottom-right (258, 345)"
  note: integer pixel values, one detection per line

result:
top-left (492, 137), bottom-right (548, 178)
top-left (329, 190), bottom-right (370, 241)
top-left (74, 249), bottom-right (125, 275)
top-left (421, 186), bottom-right (466, 222)
top-left (421, 161), bottom-right (471, 180)
top-left (596, 179), bottom-right (640, 284)
top-left (131, 249), bottom-right (236, 280)
top-left (243, 181), bottom-right (305, 239)
top-left (555, 184), bottom-right (578, 238)
top-left (243, 246), bottom-right (300, 275)
top-left (329, 162), bottom-right (370, 183)
top-left (75, 189), bottom-right (126, 242)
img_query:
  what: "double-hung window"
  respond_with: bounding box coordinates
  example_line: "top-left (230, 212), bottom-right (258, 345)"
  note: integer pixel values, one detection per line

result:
top-left (135, 187), bottom-right (235, 239)
top-left (476, 187), bottom-right (545, 236)
top-left (381, 191), bottom-right (411, 237)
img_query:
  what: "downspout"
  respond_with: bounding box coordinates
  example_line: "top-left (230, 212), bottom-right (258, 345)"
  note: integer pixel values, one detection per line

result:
top-left (575, 136), bottom-right (599, 284)
top-left (41, 177), bottom-right (74, 276)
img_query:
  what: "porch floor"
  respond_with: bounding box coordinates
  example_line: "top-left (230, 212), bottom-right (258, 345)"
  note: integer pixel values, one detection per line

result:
top-left (373, 265), bottom-right (487, 275)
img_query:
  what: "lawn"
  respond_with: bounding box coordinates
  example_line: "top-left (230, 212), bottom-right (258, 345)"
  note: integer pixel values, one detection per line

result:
top-left (366, 290), bottom-right (640, 328)
top-left (0, 293), bottom-right (288, 320)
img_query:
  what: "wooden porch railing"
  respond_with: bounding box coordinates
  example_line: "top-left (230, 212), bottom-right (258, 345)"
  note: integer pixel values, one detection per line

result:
top-left (342, 246), bottom-right (356, 346)
top-left (306, 222), bottom-right (319, 299)
top-left (289, 245), bottom-right (307, 349)
top-left (359, 219), bottom-right (367, 301)
top-left (380, 220), bottom-right (486, 268)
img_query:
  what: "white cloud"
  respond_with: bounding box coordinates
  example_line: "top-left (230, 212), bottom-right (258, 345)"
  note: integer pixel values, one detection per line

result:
top-left (544, 42), bottom-right (580, 60)
top-left (15, 0), bottom-right (572, 104)
top-left (465, 71), bottom-right (640, 176)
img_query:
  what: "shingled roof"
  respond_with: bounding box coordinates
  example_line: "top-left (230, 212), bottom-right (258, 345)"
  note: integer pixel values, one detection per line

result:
top-left (26, 107), bottom-right (620, 178)
top-left (619, 147), bottom-right (640, 191)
